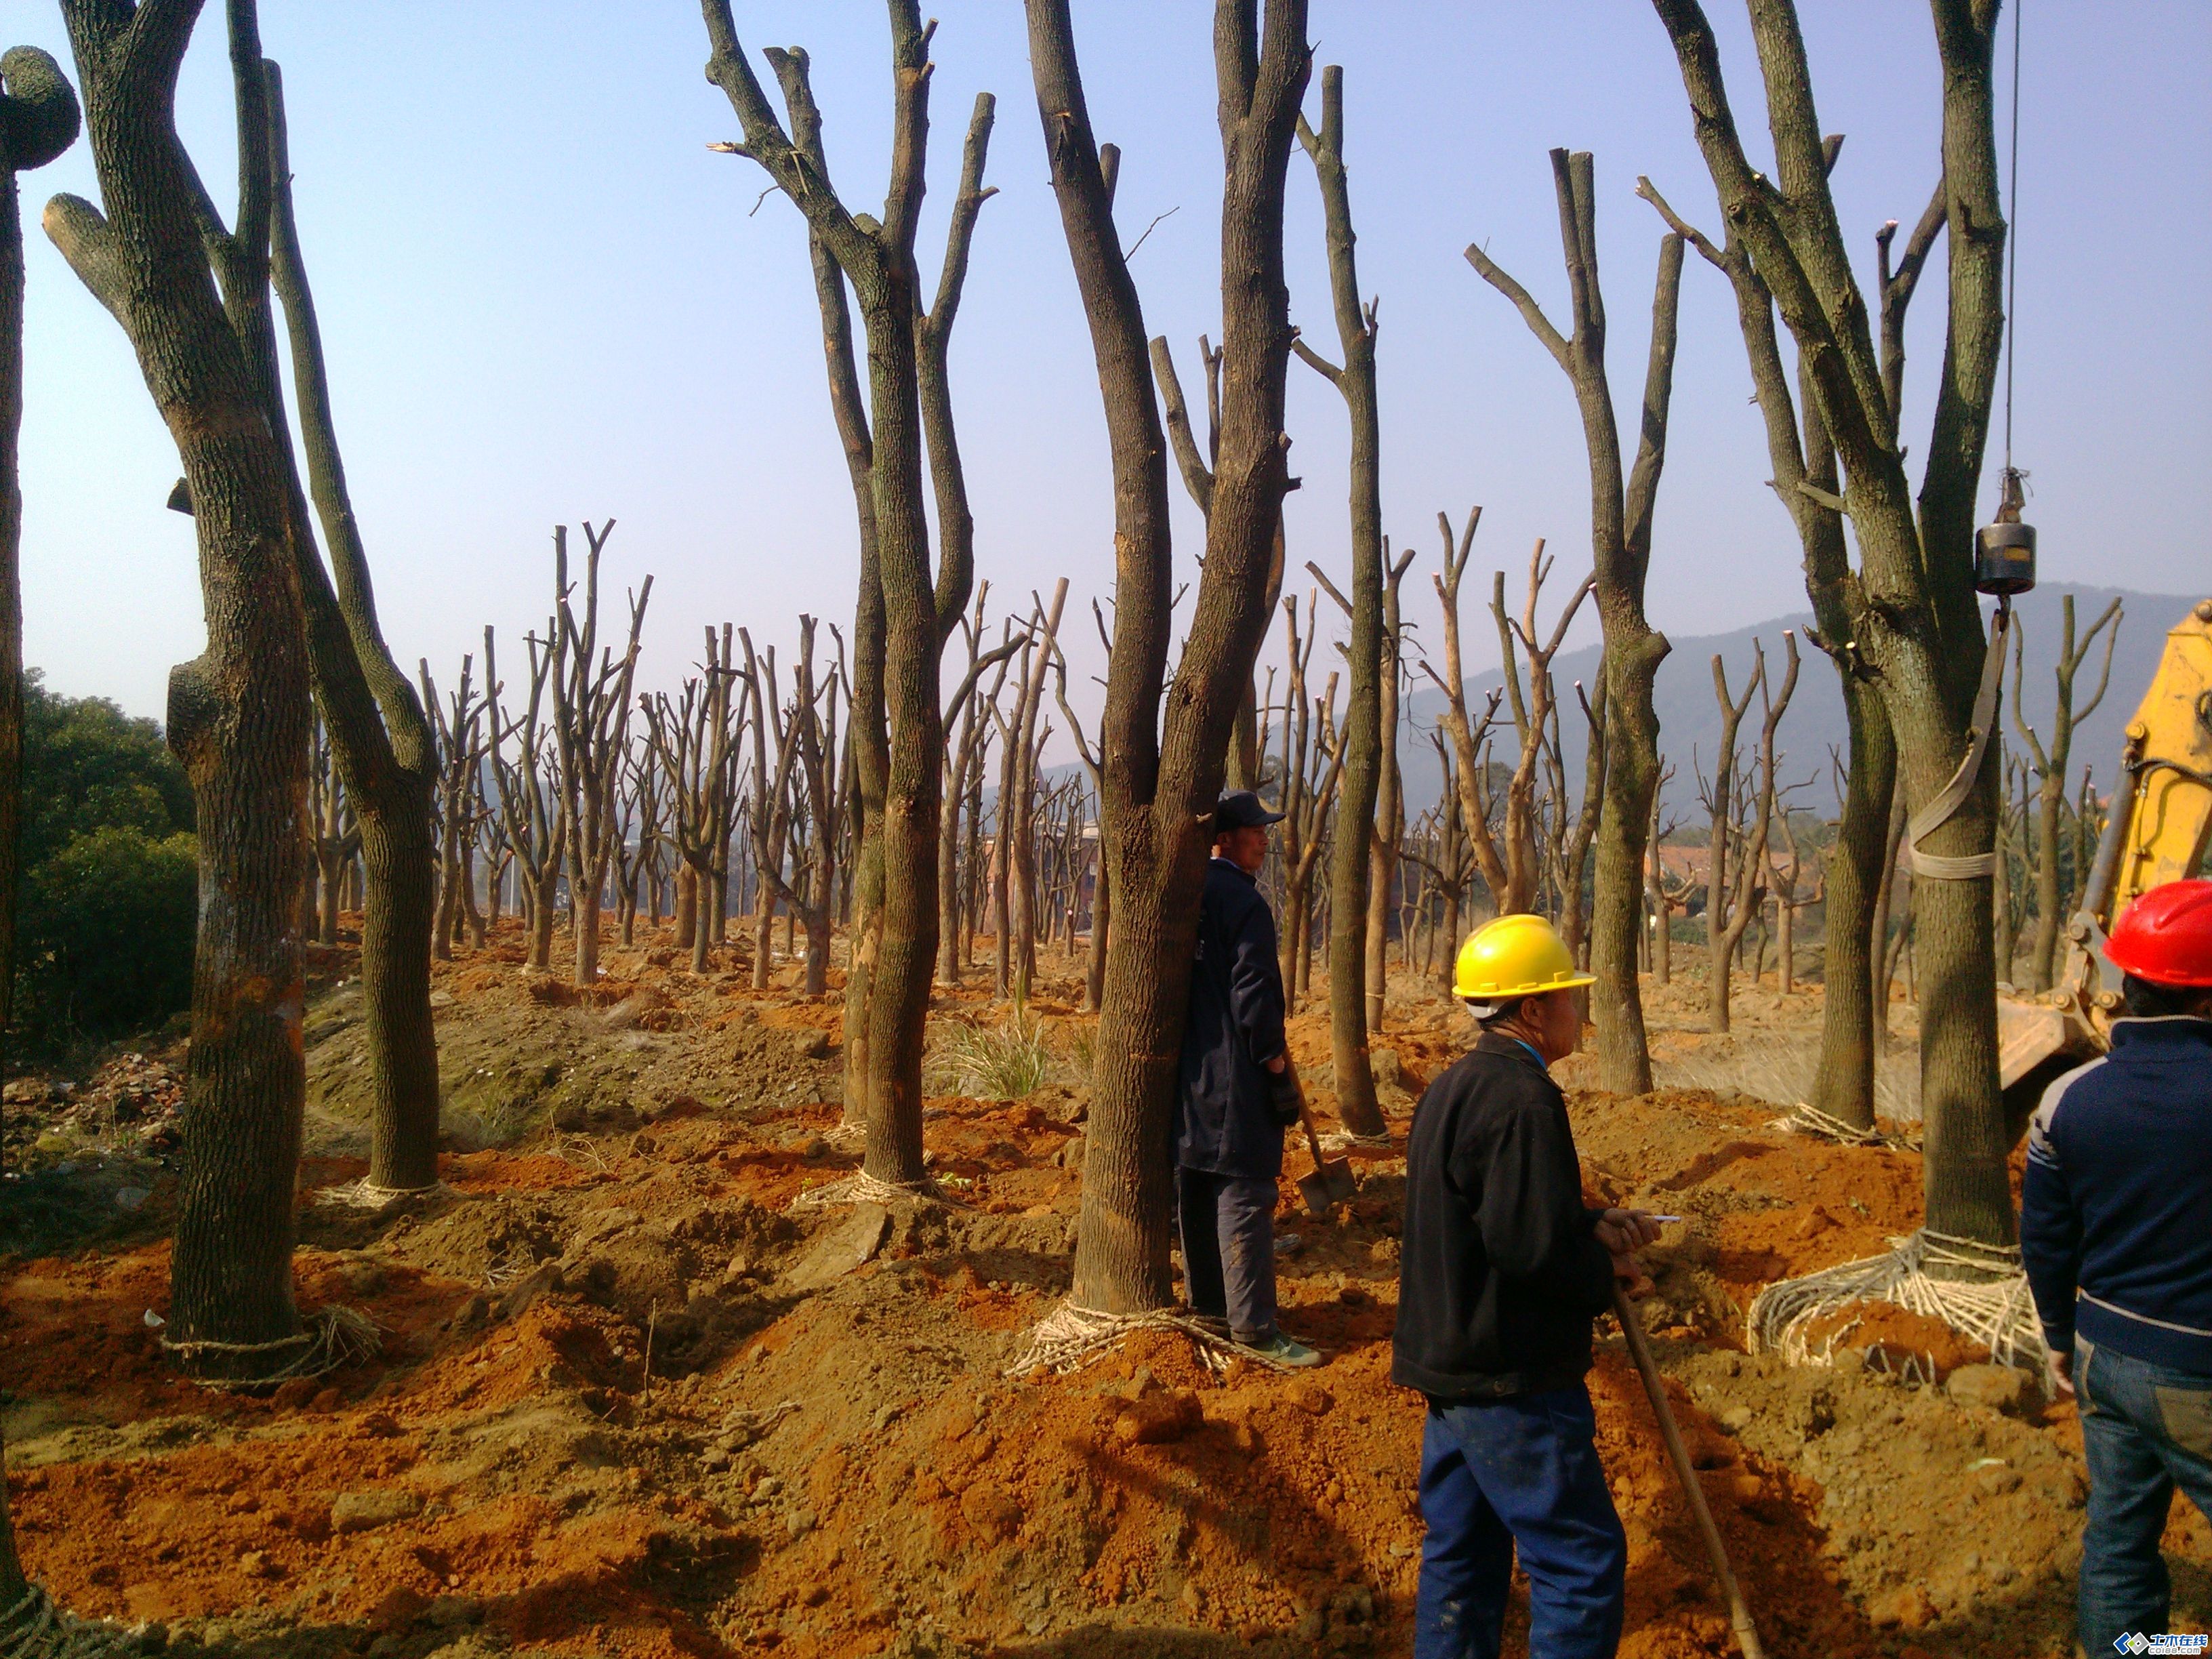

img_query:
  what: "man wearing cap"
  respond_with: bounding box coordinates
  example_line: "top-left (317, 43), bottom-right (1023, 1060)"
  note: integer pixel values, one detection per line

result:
top-left (1395, 912), bottom-right (1660, 1659)
top-left (2021, 878), bottom-right (2212, 1656)
top-left (1174, 789), bottom-right (1321, 1368)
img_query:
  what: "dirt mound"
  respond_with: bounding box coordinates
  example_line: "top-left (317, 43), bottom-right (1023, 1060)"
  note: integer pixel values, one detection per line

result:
top-left (14, 938), bottom-right (2212, 1657)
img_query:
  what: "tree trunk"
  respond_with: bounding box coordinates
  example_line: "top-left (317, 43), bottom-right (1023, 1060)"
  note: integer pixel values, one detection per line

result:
top-left (1026, 0), bottom-right (1308, 1313)
top-left (1471, 154), bottom-right (1680, 1097)
top-left (49, 0), bottom-right (314, 1378)
top-left (1294, 68), bottom-right (1385, 1138)
top-left (1, 34), bottom-right (78, 1601)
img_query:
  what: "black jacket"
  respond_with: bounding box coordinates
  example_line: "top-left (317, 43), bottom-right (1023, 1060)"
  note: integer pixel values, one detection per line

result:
top-left (1392, 1034), bottom-right (1615, 1399)
top-left (1176, 857), bottom-right (1289, 1179)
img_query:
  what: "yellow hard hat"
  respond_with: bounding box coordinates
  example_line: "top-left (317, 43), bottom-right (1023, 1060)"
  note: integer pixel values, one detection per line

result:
top-left (1452, 914), bottom-right (1595, 1002)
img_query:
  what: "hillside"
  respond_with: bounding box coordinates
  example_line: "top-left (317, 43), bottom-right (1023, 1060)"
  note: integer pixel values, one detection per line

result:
top-left (1396, 581), bottom-right (2202, 818)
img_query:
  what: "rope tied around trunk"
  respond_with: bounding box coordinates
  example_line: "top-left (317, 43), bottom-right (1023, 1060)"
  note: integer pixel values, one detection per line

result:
top-left (785, 1169), bottom-right (954, 1212)
top-left (159, 1305), bottom-right (384, 1391)
top-left (1002, 1299), bottom-right (1296, 1378)
top-left (0, 1584), bottom-right (135, 1658)
top-left (313, 1176), bottom-right (453, 1209)
top-left (1767, 1101), bottom-right (1921, 1153)
top-left (1748, 1227), bottom-right (2043, 1372)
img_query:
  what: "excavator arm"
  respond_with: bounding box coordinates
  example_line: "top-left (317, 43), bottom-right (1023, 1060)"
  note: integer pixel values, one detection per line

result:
top-left (2000, 597), bottom-right (2212, 1138)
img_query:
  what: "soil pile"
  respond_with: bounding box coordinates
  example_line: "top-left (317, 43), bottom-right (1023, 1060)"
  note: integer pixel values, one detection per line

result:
top-left (5, 927), bottom-right (2207, 1656)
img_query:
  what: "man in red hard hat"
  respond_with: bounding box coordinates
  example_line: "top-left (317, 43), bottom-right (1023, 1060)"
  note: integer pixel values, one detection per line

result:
top-left (2022, 878), bottom-right (2212, 1656)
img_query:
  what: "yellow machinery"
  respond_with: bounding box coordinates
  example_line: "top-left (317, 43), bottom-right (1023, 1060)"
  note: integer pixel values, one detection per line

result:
top-left (1999, 597), bottom-right (2212, 1127)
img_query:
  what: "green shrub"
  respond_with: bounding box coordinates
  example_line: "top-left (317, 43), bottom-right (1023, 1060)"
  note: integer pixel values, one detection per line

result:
top-left (16, 827), bottom-right (197, 1051)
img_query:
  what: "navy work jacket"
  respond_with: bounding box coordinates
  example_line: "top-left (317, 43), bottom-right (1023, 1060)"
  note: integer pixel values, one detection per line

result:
top-left (1176, 857), bottom-right (1289, 1179)
top-left (2023, 1016), bottom-right (2212, 1375)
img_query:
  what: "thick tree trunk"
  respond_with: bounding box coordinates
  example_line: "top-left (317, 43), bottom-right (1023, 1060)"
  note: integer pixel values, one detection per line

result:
top-left (1812, 682), bottom-right (1895, 1126)
top-left (49, 1), bottom-right (316, 1379)
top-left (1, 35), bottom-right (79, 1603)
top-left (1028, 0), bottom-right (1308, 1313)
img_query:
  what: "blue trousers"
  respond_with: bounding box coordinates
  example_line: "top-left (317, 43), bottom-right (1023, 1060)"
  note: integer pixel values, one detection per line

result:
top-left (1414, 1387), bottom-right (1626, 1659)
top-left (1176, 1166), bottom-right (1278, 1342)
top-left (2076, 1336), bottom-right (2212, 1654)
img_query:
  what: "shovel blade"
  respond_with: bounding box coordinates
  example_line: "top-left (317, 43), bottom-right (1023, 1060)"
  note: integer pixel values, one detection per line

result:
top-left (1298, 1159), bottom-right (1358, 1216)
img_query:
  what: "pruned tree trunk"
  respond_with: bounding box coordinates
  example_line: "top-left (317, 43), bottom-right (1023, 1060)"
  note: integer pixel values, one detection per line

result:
top-left (1026, 0), bottom-right (1309, 1313)
top-left (1656, 0), bottom-right (2015, 1242)
top-left (1292, 65), bottom-right (1385, 1136)
top-left (47, 0), bottom-right (312, 1378)
top-left (1, 33), bottom-right (78, 1604)
top-left (1470, 150), bottom-right (1680, 1094)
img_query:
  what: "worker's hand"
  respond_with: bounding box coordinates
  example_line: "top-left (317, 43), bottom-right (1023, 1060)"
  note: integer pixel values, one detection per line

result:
top-left (1267, 1065), bottom-right (1303, 1127)
top-left (1264, 1054), bottom-right (1288, 1076)
top-left (2047, 1348), bottom-right (2075, 1401)
top-left (1595, 1208), bottom-right (1664, 1255)
top-left (1610, 1252), bottom-right (1652, 1298)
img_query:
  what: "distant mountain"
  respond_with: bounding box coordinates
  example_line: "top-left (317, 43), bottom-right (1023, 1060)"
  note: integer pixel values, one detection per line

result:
top-left (1395, 581), bottom-right (2203, 821)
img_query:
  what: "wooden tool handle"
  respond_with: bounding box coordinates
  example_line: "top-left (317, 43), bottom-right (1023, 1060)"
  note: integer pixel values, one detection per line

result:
top-left (1280, 1056), bottom-right (1328, 1166)
top-left (1611, 1284), bottom-right (1765, 1659)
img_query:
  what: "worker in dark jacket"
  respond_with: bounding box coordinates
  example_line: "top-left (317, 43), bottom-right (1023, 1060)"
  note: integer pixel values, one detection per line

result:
top-left (1176, 790), bottom-right (1320, 1368)
top-left (1395, 912), bottom-right (1658, 1659)
top-left (2022, 879), bottom-right (2212, 1656)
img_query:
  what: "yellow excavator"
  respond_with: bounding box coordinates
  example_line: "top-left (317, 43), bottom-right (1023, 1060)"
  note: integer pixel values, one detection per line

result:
top-left (1999, 596), bottom-right (2212, 1128)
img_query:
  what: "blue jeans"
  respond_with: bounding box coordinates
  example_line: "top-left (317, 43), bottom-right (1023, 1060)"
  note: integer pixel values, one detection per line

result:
top-left (2076, 1336), bottom-right (2212, 1654)
top-left (1176, 1166), bottom-right (1278, 1342)
top-left (1415, 1387), bottom-right (1626, 1659)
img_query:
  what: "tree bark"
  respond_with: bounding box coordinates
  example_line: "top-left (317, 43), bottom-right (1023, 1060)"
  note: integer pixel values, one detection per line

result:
top-left (1654, 0), bottom-right (2014, 1242)
top-left (1, 35), bottom-right (79, 1606)
top-left (48, 0), bottom-right (313, 1378)
top-left (1027, 0), bottom-right (1308, 1312)
top-left (1292, 65), bottom-right (1385, 1136)
top-left (1471, 151), bottom-right (1681, 1094)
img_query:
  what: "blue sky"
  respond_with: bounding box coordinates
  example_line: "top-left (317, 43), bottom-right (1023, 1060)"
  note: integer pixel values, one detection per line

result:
top-left (16, 1), bottom-right (2209, 737)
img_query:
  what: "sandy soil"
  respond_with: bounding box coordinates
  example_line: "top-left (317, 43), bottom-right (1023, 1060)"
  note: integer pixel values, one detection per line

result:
top-left (5, 924), bottom-right (2207, 1657)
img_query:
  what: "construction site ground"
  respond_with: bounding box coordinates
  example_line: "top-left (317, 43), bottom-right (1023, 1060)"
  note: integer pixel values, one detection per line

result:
top-left (5, 926), bottom-right (2209, 1658)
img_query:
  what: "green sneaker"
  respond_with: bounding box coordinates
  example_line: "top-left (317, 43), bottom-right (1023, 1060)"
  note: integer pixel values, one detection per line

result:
top-left (1242, 1332), bottom-right (1323, 1368)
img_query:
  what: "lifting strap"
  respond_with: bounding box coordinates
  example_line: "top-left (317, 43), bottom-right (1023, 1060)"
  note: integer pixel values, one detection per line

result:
top-left (1907, 600), bottom-right (2013, 882)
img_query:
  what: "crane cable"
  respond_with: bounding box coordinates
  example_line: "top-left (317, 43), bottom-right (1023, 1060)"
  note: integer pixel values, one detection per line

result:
top-left (2002, 0), bottom-right (2023, 476)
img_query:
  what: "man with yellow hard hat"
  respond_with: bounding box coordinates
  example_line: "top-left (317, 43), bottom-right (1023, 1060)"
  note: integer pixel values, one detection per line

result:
top-left (1394, 913), bottom-right (1658, 1659)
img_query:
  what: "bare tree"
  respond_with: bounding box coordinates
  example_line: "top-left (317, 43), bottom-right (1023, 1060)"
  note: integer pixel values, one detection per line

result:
top-left (0, 32), bottom-right (78, 1605)
top-left (307, 718), bottom-right (359, 946)
top-left (644, 628), bottom-right (741, 975)
top-left (1365, 544), bottom-right (1417, 1029)
top-left (1469, 150), bottom-right (1683, 1093)
top-left (487, 623), bottom-right (567, 972)
top-left (1490, 545), bottom-right (1595, 915)
top-left (2010, 595), bottom-right (2121, 991)
top-left (45, 0), bottom-right (321, 1378)
top-left (1291, 62), bottom-right (1386, 1134)
top-left (1698, 634), bottom-right (1799, 1032)
top-left (420, 655), bottom-right (488, 963)
top-left (1025, 0), bottom-right (1309, 1313)
top-left (1638, 150), bottom-right (1921, 1132)
top-left (1653, 0), bottom-right (2018, 1244)
top-left (705, 1), bottom-right (991, 1187)
top-left (1421, 507), bottom-right (1511, 912)
top-left (547, 523), bottom-right (650, 987)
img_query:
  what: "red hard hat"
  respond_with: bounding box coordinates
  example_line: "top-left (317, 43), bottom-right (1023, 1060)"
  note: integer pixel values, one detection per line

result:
top-left (2106, 880), bottom-right (2212, 988)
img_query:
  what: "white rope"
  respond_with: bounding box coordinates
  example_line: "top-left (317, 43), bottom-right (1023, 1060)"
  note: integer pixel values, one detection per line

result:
top-left (1767, 1101), bottom-right (1920, 1153)
top-left (818, 1122), bottom-right (867, 1150)
top-left (1002, 1298), bottom-right (1294, 1378)
top-left (312, 1176), bottom-right (452, 1209)
top-left (785, 1169), bottom-right (952, 1212)
top-left (0, 1584), bottom-right (134, 1658)
top-left (161, 1305), bottom-right (384, 1391)
top-left (1748, 1227), bottom-right (2044, 1374)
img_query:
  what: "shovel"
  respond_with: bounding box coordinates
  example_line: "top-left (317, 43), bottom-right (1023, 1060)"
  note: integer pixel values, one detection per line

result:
top-left (1285, 1061), bottom-right (1357, 1217)
top-left (1612, 1282), bottom-right (1767, 1659)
